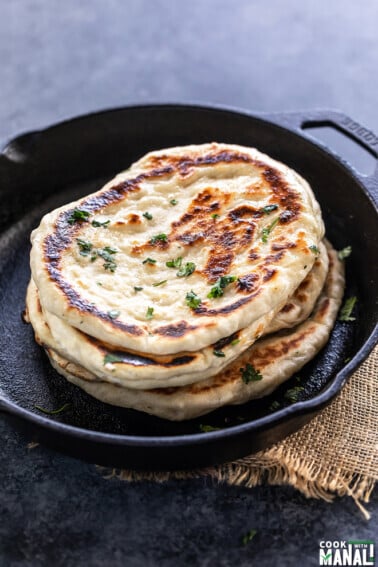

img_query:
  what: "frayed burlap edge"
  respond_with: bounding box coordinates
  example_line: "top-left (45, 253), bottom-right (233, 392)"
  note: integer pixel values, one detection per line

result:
top-left (97, 462), bottom-right (375, 520)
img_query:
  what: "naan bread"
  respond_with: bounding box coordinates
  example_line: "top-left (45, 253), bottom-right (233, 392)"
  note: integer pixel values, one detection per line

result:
top-left (35, 242), bottom-right (344, 420)
top-left (30, 143), bottom-right (324, 355)
top-left (26, 241), bottom-right (328, 389)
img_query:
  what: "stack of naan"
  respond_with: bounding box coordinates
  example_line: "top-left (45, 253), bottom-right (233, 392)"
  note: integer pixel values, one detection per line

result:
top-left (25, 143), bottom-right (344, 420)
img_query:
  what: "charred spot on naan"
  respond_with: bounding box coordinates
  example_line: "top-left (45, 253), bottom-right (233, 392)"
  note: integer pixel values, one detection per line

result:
top-left (36, 296), bottom-right (43, 313)
top-left (155, 320), bottom-right (212, 337)
top-left (313, 298), bottom-right (331, 321)
top-left (262, 168), bottom-right (301, 224)
top-left (192, 293), bottom-right (256, 316)
top-left (126, 213), bottom-right (142, 225)
top-left (271, 241), bottom-right (297, 252)
top-left (297, 277), bottom-right (311, 291)
top-left (212, 331), bottom-right (241, 351)
top-left (237, 273), bottom-right (259, 292)
top-left (263, 269), bottom-right (277, 282)
top-left (97, 343), bottom-right (197, 369)
top-left (248, 250), bottom-right (260, 261)
top-left (21, 308), bottom-right (30, 323)
top-left (204, 253), bottom-right (234, 281)
top-left (280, 303), bottom-right (295, 313)
top-left (141, 146), bottom-right (254, 175)
top-left (236, 267), bottom-right (276, 295)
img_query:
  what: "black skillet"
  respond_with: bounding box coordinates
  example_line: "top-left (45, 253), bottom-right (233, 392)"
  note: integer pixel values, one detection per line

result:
top-left (0, 104), bottom-right (377, 470)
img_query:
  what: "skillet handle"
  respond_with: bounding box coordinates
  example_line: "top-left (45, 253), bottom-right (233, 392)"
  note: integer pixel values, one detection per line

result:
top-left (267, 110), bottom-right (378, 203)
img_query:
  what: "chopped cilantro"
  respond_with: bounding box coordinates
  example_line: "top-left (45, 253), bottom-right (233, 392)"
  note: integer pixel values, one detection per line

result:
top-left (103, 353), bottom-right (124, 365)
top-left (211, 213), bottom-right (219, 219)
top-left (261, 204), bottom-right (278, 214)
top-left (67, 208), bottom-right (90, 225)
top-left (146, 306), bottom-right (154, 320)
top-left (76, 238), bottom-right (93, 256)
top-left (185, 290), bottom-right (202, 309)
top-left (91, 219), bottom-right (110, 228)
top-left (34, 403), bottom-right (70, 415)
top-left (98, 247), bottom-right (118, 272)
top-left (143, 212), bottom-right (153, 220)
top-left (241, 529), bottom-right (258, 546)
top-left (339, 296), bottom-right (357, 322)
top-left (103, 246), bottom-right (117, 254)
top-left (284, 386), bottom-right (304, 403)
top-left (213, 349), bottom-right (225, 357)
top-left (207, 275), bottom-right (236, 299)
top-left (261, 217), bottom-right (279, 243)
top-left (152, 280), bottom-right (167, 287)
top-left (240, 363), bottom-right (263, 384)
top-left (150, 233), bottom-right (168, 245)
top-left (166, 257), bottom-right (182, 269)
top-left (107, 310), bottom-right (120, 319)
top-left (231, 338), bottom-right (240, 346)
top-left (170, 199), bottom-right (178, 206)
top-left (338, 245), bottom-right (352, 260)
top-left (142, 257), bottom-right (156, 265)
top-left (199, 424), bottom-right (220, 432)
top-left (309, 244), bottom-right (320, 254)
top-left (134, 286), bottom-right (143, 292)
top-left (177, 262), bottom-right (196, 277)
top-left (269, 400), bottom-right (281, 411)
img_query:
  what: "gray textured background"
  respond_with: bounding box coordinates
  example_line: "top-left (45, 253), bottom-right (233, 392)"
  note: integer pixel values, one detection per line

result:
top-left (1, 1), bottom-right (377, 565)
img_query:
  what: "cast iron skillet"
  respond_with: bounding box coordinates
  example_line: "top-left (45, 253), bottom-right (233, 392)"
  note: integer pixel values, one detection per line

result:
top-left (0, 104), bottom-right (377, 470)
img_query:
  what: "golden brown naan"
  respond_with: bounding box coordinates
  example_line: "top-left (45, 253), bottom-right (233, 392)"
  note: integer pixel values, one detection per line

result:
top-left (30, 143), bottom-right (324, 355)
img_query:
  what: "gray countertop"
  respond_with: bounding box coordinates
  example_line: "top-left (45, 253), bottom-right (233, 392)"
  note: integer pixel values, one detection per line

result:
top-left (1, 1), bottom-right (377, 565)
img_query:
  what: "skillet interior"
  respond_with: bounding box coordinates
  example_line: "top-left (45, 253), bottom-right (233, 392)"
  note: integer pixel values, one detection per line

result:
top-left (0, 105), bottom-right (376, 469)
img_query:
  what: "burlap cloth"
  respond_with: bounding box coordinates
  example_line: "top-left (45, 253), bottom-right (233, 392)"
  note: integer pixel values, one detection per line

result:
top-left (101, 346), bottom-right (378, 519)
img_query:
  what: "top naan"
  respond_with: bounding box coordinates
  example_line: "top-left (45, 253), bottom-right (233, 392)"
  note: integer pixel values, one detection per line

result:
top-left (30, 143), bottom-right (324, 355)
